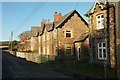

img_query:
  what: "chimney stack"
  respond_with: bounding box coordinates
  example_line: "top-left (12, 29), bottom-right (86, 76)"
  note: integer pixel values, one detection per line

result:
top-left (41, 19), bottom-right (51, 27)
top-left (54, 12), bottom-right (62, 23)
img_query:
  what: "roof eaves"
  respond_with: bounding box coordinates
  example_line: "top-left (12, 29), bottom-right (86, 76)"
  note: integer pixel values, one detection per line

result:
top-left (73, 32), bottom-right (90, 43)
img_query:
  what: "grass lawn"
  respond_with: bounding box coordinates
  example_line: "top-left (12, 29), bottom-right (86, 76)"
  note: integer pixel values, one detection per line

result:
top-left (49, 59), bottom-right (117, 79)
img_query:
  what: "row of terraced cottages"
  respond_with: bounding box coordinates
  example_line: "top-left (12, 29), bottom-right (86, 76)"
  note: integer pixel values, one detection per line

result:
top-left (18, 0), bottom-right (117, 68)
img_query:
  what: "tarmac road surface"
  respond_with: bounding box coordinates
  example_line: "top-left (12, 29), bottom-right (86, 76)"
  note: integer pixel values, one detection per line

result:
top-left (2, 50), bottom-right (72, 79)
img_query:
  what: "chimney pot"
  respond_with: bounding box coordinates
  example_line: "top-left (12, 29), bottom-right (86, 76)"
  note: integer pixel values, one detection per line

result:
top-left (55, 12), bottom-right (57, 14)
top-left (54, 12), bottom-right (62, 22)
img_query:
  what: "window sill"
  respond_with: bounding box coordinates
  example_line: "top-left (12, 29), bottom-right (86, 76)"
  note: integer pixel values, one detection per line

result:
top-left (97, 28), bottom-right (104, 30)
top-left (98, 58), bottom-right (106, 61)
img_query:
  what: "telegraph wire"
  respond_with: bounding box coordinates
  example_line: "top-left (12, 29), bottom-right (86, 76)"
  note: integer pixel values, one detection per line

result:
top-left (12, 2), bottom-right (47, 40)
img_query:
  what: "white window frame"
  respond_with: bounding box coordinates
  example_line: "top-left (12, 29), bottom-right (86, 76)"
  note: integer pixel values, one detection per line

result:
top-left (43, 47), bottom-right (46, 55)
top-left (98, 42), bottom-right (106, 60)
top-left (66, 30), bottom-right (72, 38)
top-left (66, 46), bottom-right (72, 55)
top-left (96, 14), bottom-right (104, 30)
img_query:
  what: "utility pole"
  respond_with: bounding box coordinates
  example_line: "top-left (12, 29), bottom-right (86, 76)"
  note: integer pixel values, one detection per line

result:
top-left (9, 36), bottom-right (11, 50)
top-left (11, 31), bottom-right (13, 51)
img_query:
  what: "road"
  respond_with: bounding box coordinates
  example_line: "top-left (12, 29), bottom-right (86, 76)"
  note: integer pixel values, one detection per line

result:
top-left (2, 50), bottom-right (72, 79)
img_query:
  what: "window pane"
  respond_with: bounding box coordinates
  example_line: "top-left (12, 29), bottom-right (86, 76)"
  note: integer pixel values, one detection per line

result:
top-left (103, 49), bottom-right (106, 53)
top-left (103, 49), bottom-right (106, 58)
top-left (103, 43), bottom-right (105, 47)
top-left (98, 16), bottom-right (100, 18)
top-left (104, 53), bottom-right (106, 58)
top-left (102, 20), bottom-right (104, 27)
top-left (66, 30), bottom-right (71, 37)
top-left (66, 33), bottom-right (71, 37)
top-left (99, 43), bottom-right (102, 47)
top-left (101, 15), bottom-right (104, 18)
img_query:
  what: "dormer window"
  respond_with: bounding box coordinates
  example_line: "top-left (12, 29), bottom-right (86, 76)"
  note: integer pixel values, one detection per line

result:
top-left (96, 14), bottom-right (104, 30)
top-left (66, 30), bottom-right (71, 38)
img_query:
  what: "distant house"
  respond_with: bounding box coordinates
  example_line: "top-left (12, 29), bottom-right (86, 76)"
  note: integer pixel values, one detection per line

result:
top-left (85, 0), bottom-right (116, 68)
top-left (18, 31), bottom-right (31, 51)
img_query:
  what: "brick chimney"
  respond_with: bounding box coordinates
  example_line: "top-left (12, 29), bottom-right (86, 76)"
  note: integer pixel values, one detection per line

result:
top-left (41, 19), bottom-right (51, 27)
top-left (54, 12), bottom-right (62, 23)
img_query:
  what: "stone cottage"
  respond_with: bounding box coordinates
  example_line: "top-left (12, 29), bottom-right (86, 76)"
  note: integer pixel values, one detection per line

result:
top-left (85, 0), bottom-right (116, 68)
top-left (54, 10), bottom-right (89, 58)
top-left (18, 31), bottom-right (31, 51)
top-left (37, 10), bottom-right (89, 60)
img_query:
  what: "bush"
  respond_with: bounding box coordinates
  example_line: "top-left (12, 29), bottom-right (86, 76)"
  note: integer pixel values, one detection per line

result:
top-left (9, 40), bottom-right (19, 51)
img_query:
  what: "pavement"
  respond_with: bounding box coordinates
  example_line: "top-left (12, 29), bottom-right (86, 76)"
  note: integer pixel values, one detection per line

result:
top-left (2, 50), bottom-right (72, 79)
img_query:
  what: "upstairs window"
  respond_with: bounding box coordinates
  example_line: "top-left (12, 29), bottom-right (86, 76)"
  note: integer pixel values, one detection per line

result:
top-left (96, 14), bottom-right (104, 30)
top-left (98, 42), bottom-right (106, 60)
top-left (66, 30), bottom-right (71, 38)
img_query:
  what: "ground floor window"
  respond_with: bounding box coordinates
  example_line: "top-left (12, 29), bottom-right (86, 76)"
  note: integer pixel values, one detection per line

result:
top-left (98, 42), bottom-right (106, 60)
top-left (47, 46), bottom-right (49, 55)
top-left (43, 47), bottom-right (46, 55)
top-left (66, 46), bottom-right (72, 55)
top-left (77, 47), bottom-right (81, 60)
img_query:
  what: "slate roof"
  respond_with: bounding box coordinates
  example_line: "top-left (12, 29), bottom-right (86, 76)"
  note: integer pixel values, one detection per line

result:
top-left (73, 32), bottom-right (90, 43)
top-left (31, 26), bottom-right (39, 37)
top-left (55, 9), bottom-right (88, 28)
top-left (38, 26), bottom-right (43, 35)
top-left (38, 22), bottom-right (54, 35)
top-left (19, 31), bottom-right (31, 38)
top-left (45, 23), bottom-right (54, 32)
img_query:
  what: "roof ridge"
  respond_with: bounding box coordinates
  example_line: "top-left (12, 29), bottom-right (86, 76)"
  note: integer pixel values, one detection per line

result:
top-left (55, 9), bottom-right (77, 28)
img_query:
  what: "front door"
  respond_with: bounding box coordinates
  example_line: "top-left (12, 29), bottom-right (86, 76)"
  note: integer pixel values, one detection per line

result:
top-left (77, 47), bottom-right (81, 60)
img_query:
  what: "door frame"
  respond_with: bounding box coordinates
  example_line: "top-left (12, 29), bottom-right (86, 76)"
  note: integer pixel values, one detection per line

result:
top-left (77, 46), bottom-right (81, 60)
